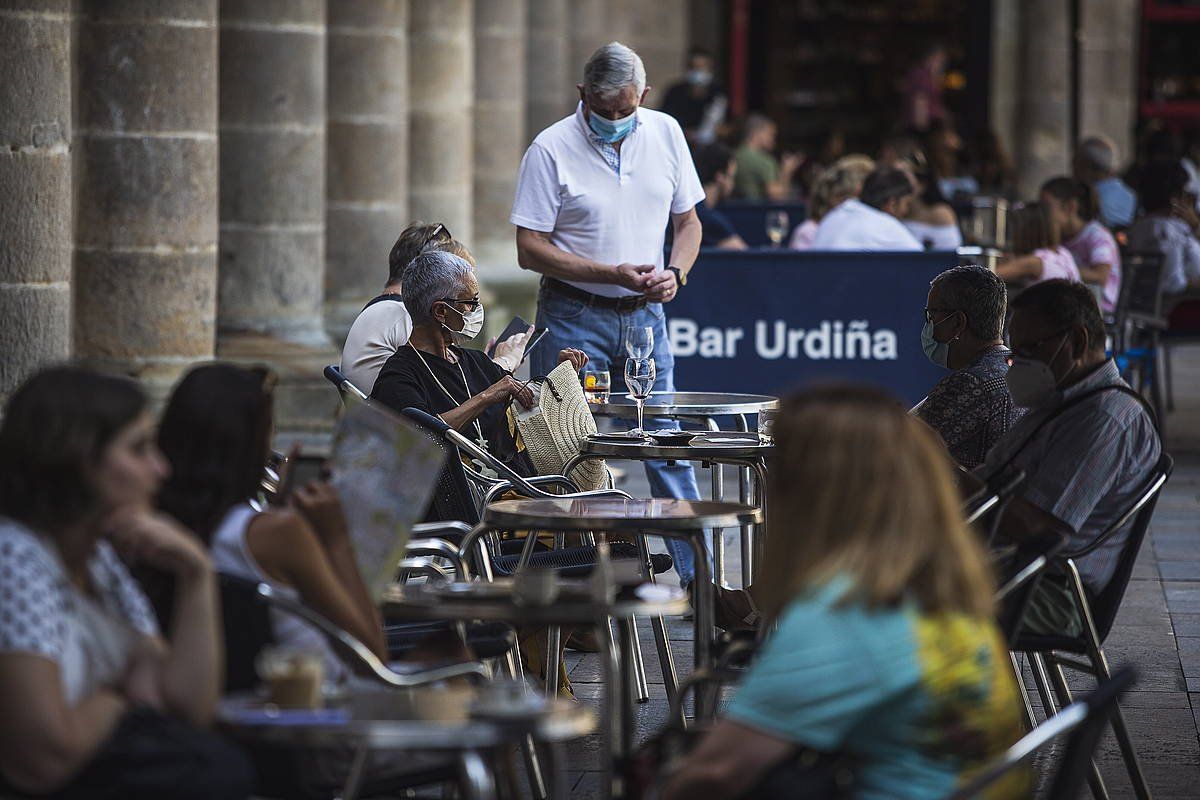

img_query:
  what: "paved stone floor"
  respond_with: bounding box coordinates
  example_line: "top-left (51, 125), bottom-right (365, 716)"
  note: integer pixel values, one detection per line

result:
top-left (556, 344), bottom-right (1200, 798)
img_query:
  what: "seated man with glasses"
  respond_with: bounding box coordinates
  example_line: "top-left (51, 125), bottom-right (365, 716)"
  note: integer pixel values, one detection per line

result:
top-left (912, 265), bottom-right (1022, 469)
top-left (970, 280), bottom-right (1161, 636)
top-left (340, 222), bottom-right (532, 394)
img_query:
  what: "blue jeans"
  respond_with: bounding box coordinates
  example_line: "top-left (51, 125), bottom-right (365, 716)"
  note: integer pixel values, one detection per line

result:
top-left (531, 283), bottom-right (705, 586)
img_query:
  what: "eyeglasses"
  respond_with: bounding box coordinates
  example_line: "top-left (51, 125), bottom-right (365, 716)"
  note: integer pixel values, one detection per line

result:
top-left (423, 223), bottom-right (452, 250)
top-left (1010, 328), bottom-right (1071, 359)
top-left (923, 307), bottom-right (959, 324)
top-left (439, 297), bottom-right (481, 311)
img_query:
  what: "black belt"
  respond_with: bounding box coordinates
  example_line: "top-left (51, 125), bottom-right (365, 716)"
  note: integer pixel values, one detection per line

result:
top-left (540, 277), bottom-right (648, 311)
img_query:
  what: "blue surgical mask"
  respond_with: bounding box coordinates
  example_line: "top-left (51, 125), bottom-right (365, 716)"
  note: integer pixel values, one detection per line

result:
top-left (587, 108), bottom-right (637, 144)
top-left (921, 313), bottom-right (957, 368)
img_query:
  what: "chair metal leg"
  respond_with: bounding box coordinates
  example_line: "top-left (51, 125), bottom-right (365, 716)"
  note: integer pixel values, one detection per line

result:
top-left (1029, 652), bottom-right (1060, 720)
top-left (650, 614), bottom-right (679, 705)
top-left (543, 625), bottom-right (562, 699)
top-left (457, 749), bottom-right (498, 800)
top-left (1163, 341), bottom-right (1175, 413)
top-left (1085, 644), bottom-right (1151, 799)
top-left (626, 619), bottom-right (650, 703)
top-left (1048, 658), bottom-right (1110, 800)
top-left (1010, 652), bottom-right (1037, 732)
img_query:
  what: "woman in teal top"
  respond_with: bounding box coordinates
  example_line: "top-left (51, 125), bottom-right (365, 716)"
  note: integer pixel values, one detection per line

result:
top-left (662, 386), bottom-right (1028, 800)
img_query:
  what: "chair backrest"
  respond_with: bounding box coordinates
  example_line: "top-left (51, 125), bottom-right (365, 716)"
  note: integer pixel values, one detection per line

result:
top-left (218, 573), bottom-right (275, 692)
top-left (1083, 452), bottom-right (1173, 643)
top-left (945, 667), bottom-right (1136, 799)
top-left (323, 364), bottom-right (368, 401)
top-left (398, 407), bottom-right (482, 525)
top-left (1113, 252), bottom-right (1165, 338)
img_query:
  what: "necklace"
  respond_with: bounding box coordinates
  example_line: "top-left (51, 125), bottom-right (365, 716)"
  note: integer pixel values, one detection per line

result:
top-left (408, 344), bottom-right (497, 477)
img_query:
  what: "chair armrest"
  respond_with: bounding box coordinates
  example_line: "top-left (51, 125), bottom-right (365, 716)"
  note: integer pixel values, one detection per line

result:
top-left (1125, 312), bottom-right (1168, 331)
top-left (396, 557), bottom-right (453, 583)
top-left (412, 520), bottom-right (472, 544)
top-left (405, 537), bottom-right (466, 580)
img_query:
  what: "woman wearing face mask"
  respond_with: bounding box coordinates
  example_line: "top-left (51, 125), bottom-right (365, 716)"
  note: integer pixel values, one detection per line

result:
top-left (371, 250), bottom-right (588, 479)
top-left (912, 265), bottom-right (1023, 469)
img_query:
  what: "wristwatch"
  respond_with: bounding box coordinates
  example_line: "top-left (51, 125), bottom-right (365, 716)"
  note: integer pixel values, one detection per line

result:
top-left (666, 265), bottom-right (686, 287)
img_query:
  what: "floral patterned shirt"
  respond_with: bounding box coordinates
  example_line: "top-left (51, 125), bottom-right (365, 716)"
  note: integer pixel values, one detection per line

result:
top-left (914, 346), bottom-right (1024, 469)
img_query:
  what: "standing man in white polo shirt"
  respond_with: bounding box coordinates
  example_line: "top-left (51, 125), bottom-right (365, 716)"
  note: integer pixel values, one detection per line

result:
top-left (511, 41), bottom-right (706, 588)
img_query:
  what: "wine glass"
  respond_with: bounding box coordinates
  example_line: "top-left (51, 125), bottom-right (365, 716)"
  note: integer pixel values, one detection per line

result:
top-left (624, 357), bottom-right (656, 437)
top-left (624, 325), bottom-right (654, 360)
top-left (765, 210), bottom-right (790, 247)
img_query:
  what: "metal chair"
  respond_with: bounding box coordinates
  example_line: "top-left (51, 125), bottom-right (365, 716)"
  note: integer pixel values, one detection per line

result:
top-left (219, 572), bottom-right (488, 689)
top-left (1013, 453), bottom-right (1173, 800)
top-left (1110, 252), bottom-right (1167, 428)
top-left (323, 363), bottom-right (368, 402)
top-left (946, 668), bottom-right (1138, 799)
top-left (399, 406), bottom-right (681, 705)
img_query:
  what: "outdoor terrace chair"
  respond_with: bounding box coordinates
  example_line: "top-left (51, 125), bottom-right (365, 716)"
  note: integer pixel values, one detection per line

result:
top-left (399, 406), bottom-right (681, 704)
top-left (1110, 252), bottom-right (1167, 428)
top-left (1012, 452), bottom-right (1173, 800)
top-left (946, 667), bottom-right (1138, 800)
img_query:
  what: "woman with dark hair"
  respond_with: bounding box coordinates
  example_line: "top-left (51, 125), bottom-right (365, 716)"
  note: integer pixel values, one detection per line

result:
top-left (996, 202), bottom-right (1081, 286)
top-left (886, 138), bottom-right (963, 250)
top-left (1041, 176), bottom-right (1122, 311)
top-left (157, 363), bottom-right (386, 685)
top-left (661, 386), bottom-right (1026, 799)
top-left (0, 366), bottom-right (250, 799)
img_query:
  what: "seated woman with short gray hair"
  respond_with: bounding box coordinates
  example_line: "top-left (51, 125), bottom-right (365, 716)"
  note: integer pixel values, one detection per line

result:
top-left (370, 250), bottom-right (587, 478)
top-left (912, 265), bottom-right (1023, 468)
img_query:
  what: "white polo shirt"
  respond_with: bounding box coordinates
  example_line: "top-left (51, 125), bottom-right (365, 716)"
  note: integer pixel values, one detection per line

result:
top-left (510, 103), bottom-right (704, 297)
top-left (811, 198), bottom-right (923, 252)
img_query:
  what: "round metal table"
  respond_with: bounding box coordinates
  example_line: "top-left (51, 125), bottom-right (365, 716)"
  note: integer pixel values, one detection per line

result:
top-left (564, 433), bottom-right (772, 586)
top-left (480, 498), bottom-right (760, 726)
top-left (219, 684), bottom-right (594, 800)
top-left (383, 576), bottom-right (692, 799)
top-left (589, 391), bottom-right (778, 425)
top-left (590, 394), bottom-right (776, 589)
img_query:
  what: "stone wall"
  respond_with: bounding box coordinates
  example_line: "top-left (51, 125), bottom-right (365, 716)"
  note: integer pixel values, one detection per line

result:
top-left (73, 0), bottom-right (219, 398)
top-left (0, 0), bottom-right (694, 423)
top-left (0, 1), bottom-right (73, 405)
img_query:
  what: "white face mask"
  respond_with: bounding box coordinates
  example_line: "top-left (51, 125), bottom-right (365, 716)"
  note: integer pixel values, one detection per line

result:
top-left (440, 301), bottom-right (485, 345)
top-left (1005, 333), bottom-right (1069, 408)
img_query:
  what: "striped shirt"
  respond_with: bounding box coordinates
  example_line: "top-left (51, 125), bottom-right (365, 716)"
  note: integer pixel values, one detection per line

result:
top-left (977, 360), bottom-right (1160, 593)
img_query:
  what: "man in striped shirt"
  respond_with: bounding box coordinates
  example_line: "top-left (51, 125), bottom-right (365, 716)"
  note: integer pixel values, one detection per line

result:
top-left (975, 280), bottom-right (1161, 636)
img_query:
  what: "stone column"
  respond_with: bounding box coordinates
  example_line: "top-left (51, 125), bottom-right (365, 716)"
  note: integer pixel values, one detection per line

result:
top-left (74, 0), bottom-right (219, 393)
top-left (1079, 0), bottom-right (1138, 169)
top-left (525, 0), bottom-right (571, 142)
top-left (408, 0), bottom-right (473, 244)
top-left (219, 0), bottom-right (329, 347)
top-left (0, 1), bottom-right (72, 403)
top-left (473, 0), bottom-right (526, 273)
top-left (326, 0), bottom-right (408, 338)
top-left (624, 0), bottom-right (689, 101)
top-left (569, 0), bottom-right (628, 88)
top-left (1014, 0), bottom-right (1072, 199)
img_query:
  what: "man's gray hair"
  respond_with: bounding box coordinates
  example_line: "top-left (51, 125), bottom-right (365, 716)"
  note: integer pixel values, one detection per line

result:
top-left (583, 42), bottom-right (646, 99)
top-left (402, 250), bottom-right (474, 324)
top-left (930, 265), bottom-right (1007, 340)
top-left (1077, 135), bottom-right (1117, 175)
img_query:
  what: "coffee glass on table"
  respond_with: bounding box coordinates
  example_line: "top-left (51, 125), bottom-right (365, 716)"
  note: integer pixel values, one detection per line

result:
top-left (256, 646), bottom-right (325, 709)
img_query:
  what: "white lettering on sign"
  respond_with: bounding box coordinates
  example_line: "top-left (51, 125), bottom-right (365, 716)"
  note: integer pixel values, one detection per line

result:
top-left (669, 318), bottom-right (898, 361)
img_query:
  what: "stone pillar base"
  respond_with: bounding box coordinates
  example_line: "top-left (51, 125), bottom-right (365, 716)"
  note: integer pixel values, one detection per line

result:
top-left (217, 332), bottom-right (341, 448)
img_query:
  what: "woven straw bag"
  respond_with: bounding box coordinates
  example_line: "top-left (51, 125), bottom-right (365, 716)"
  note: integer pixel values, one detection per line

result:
top-left (515, 360), bottom-right (609, 491)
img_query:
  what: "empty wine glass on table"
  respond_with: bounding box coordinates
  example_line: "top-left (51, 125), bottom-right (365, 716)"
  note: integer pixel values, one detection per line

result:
top-left (624, 325), bottom-right (654, 360)
top-left (624, 357), bottom-right (656, 437)
top-left (765, 210), bottom-right (790, 247)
